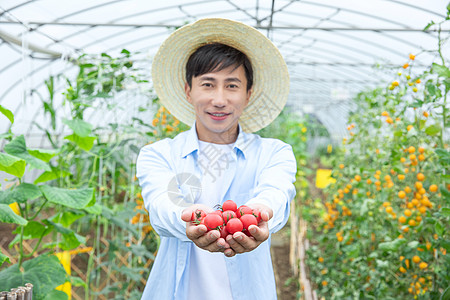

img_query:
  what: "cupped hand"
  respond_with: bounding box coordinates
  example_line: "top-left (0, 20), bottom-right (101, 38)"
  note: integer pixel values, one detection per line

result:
top-left (225, 203), bottom-right (272, 256)
top-left (181, 204), bottom-right (233, 254)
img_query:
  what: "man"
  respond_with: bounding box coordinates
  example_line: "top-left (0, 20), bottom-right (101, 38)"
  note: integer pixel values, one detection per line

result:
top-left (137, 18), bottom-right (296, 300)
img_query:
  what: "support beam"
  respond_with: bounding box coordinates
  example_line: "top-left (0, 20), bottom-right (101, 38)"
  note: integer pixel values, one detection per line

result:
top-left (0, 28), bottom-right (62, 58)
top-left (0, 21), bottom-right (448, 32)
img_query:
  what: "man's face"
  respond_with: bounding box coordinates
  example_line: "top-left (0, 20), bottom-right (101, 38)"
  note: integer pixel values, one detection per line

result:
top-left (185, 65), bottom-right (252, 144)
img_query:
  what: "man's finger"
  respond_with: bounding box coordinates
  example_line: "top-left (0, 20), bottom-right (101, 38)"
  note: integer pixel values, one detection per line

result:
top-left (233, 232), bottom-right (257, 250)
top-left (260, 210), bottom-right (271, 222)
top-left (181, 209), bottom-right (193, 222)
top-left (226, 233), bottom-right (247, 253)
top-left (186, 223), bottom-right (207, 239)
top-left (196, 229), bottom-right (220, 248)
top-left (248, 223), bottom-right (269, 242)
top-left (224, 248), bottom-right (236, 257)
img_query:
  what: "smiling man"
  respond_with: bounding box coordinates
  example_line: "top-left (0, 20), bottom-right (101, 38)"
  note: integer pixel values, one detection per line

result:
top-left (137, 18), bottom-right (296, 300)
top-left (184, 43), bottom-right (252, 145)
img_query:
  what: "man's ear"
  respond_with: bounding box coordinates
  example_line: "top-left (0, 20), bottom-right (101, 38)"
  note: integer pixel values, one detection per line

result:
top-left (245, 88), bottom-right (252, 106)
top-left (185, 82), bottom-right (192, 104)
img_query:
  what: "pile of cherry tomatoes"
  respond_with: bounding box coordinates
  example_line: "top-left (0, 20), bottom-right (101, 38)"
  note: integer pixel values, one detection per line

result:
top-left (191, 200), bottom-right (262, 238)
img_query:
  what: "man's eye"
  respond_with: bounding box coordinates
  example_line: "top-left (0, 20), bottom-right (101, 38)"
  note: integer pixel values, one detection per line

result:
top-left (202, 83), bottom-right (213, 87)
top-left (228, 84), bottom-right (238, 88)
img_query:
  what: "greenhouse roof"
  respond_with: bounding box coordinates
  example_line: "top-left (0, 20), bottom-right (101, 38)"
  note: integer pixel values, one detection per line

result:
top-left (1, 0), bottom-right (449, 144)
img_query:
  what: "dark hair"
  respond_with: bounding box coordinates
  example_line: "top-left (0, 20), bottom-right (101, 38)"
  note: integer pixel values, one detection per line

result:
top-left (185, 43), bottom-right (253, 91)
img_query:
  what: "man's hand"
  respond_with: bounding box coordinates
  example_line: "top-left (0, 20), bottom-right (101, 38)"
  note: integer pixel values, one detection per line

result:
top-left (225, 203), bottom-right (273, 256)
top-left (181, 204), bottom-right (233, 254)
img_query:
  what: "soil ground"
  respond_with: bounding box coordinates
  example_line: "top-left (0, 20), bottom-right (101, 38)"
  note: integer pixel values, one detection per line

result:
top-left (271, 227), bottom-right (299, 300)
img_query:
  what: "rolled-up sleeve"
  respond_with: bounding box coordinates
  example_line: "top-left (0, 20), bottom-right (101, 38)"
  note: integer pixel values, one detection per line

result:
top-left (246, 142), bottom-right (297, 233)
top-left (136, 142), bottom-right (191, 241)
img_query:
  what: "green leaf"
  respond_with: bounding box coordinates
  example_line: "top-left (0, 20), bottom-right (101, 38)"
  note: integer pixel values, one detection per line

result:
top-left (9, 220), bottom-right (53, 248)
top-left (0, 104), bottom-right (14, 124)
top-left (83, 202), bottom-right (102, 215)
top-left (346, 244), bottom-right (360, 258)
top-left (0, 204), bottom-right (28, 225)
top-left (40, 186), bottom-right (94, 209)
top-left (0, 183), bottom-right (42, 204)
top-left (64, 134), bottom-right (96, 151)
top-left (436, 149), bottom-right (450, 165)
top-left (62, 118), bottom-right (92, 137)
top-left (440, 185), bottom-right (450, 199)
top-left (423, 21), bottom-right (435, 31)
top-left (407, 241), bottom-right (419, 249)
top-left (431, 63), bottom-right (450, 78)
top-left (43, 289), bottom-right (69, 300)
top-left (425, 124), bottom-right (441, 136)
top-left (9, 221), bottom-right (53, 248)
top-left (34, 169), bottom-right (71, 184)
top-left (101, 206), bottom-right (139, 238)
top-left (440, 207), bottom-right (450, 217)
top-left (376, 259), bottom-right (389, 269)
top-left (13, 221), bottom-right (52, 239)
top-left (43, 220), bottom-right (85, 251)
top-left (419, 119), bottom-right (426, 130)
top-left (58, 211), bottom-right (84, 227)
top-left (378, 239), bottom-right (406, 252)
top-left (441, 286), bottom-right (450, 300)
top-left (0, 255), bottom-right (67, 299)
top-left (0, 252), bottom-right (10, 268)
top-left (441, 240), bottom-right (450, 252)
top-left (435, 222), bottom-right (444, 236)
top-left (359, 199), bottom-right (374, 216)
top-left (0, 152), bottom-right (26, 177)
top-left (28, 148), bottom-right (59, 162)
top-left (393, 130), bottom-right (402, 137)
top-left (426, 81), bottom-right (437, 96)
top-left (4, 136), bottom-right (51, 171)
top-left (70, 276), bottom-right (87, 288)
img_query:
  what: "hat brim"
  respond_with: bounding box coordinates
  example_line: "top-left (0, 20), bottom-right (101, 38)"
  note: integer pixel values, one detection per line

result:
top-left (151, 18), bottom-right (290, 133)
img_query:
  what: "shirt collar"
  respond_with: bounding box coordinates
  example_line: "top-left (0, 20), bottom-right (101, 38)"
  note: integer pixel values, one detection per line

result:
top-left (181, 122), bottom-right (200, 158)
top-left (181, 122), bottom-right (251, 159)
top-left (233, 123), bottom-right (251, 160)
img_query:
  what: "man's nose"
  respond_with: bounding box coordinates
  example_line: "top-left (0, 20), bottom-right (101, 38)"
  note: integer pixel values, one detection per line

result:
top-left (211, 88), bottom-right (227, 106)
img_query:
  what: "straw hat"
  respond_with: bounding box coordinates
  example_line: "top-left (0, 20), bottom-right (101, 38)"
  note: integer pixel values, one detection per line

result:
top-left (151, 18), bottom-right (290, 133)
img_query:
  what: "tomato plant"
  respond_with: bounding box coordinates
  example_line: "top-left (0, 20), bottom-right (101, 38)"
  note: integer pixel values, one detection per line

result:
top-left (306, 17), bottom-right (450, 299)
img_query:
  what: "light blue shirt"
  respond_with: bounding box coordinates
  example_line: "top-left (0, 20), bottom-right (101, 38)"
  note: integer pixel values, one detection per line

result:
top-left (136, 123), bottom-right (297, 300)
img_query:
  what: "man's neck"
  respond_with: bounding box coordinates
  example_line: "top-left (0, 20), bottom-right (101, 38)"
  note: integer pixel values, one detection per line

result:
top-left (196, 125), bottom-right (239, 145)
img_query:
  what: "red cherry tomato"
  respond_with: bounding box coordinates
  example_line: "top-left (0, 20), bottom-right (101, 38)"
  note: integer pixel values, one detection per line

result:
top-left (226, 218), bottom-right (244, 234)
top-left (222, 210), bottom-right (237, 224)
top-left (237, 205), bottom-right (253, 217)
top-left (252, 209), bottom-right (262, 223)
top-left (240, 214), bottom-right (258, 234)
top-left (219, 226), bottom-right (229, 239)
top-left (203, 214), bottom-right (224, 231)
top-left (212, 210), bottom-right (223, 216)
top-left (222, 200), bottom-right (237, 212)
top-left (191, 209), bottom-right (206, 223)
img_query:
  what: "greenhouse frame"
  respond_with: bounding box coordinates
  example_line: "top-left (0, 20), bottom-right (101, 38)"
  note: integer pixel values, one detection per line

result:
top-left (0, 1), bottom-right (449, 299)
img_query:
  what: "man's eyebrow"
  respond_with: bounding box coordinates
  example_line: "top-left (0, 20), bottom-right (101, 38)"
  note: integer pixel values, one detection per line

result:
top-left (197, 76), bottom-right (242, 83)
top-left (198, 76), bottom-right (216, 81)
top-left (225, 77), bottom-right (242, 83)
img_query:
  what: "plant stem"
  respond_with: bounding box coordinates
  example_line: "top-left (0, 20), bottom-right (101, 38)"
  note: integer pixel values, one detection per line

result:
top-left (29, 199), bottom-right (48, 220)
top-left (18, 225), bottom-right (25, 269)
top-left (24, 230), bottom-right (46, 258)
top-left (436, 22), bottom-right (448, 148)
top-left (438, 24), bottom-right (446, 66)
